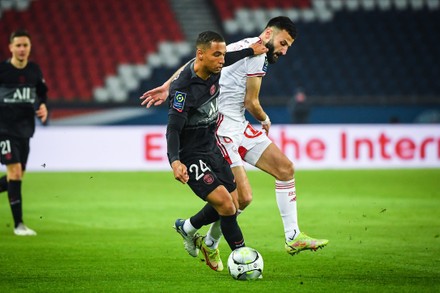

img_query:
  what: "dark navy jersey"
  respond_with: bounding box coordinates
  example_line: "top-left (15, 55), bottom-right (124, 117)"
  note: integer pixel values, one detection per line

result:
top-left (166, 61), bottom-right (221, 163)
top-left (166, 48), bottom-right (255, 164)
top-left (0, 59), bottom-right (48, 138)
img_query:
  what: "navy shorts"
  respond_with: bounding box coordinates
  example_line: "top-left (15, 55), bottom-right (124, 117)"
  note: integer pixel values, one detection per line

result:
top-left (183, 151), bottom-right (236, 200)
top-left (0, 136), bottom-right (30, 170)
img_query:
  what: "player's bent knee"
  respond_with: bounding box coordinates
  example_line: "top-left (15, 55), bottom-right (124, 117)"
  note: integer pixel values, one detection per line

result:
top-left (286, 161), bottom-right (295, 176)
top-left (274, 161), bottom-right (294, 181)
top-left (239, 193), bottom-right (253, 210)
top-left (217, 200), bottom-right (237, 216)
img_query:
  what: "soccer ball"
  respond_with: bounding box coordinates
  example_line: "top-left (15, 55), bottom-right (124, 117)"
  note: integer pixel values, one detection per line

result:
top-left (227, 247), bottom-right (264, 280)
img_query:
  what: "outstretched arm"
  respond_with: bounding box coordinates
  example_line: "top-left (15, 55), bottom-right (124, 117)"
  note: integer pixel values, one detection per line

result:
top-left (140, 59), bottom-right (192, 108)
top-left (140, 83), bottom-right (170, 108)
top-left (224, 40), bottom-right (267, 66)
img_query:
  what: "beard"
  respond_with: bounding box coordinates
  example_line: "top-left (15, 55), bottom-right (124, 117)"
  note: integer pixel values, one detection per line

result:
top-left (265, 41), bottom-right (281, 64)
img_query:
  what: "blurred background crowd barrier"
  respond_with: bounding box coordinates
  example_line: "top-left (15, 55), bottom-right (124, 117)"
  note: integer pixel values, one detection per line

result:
top-left (26, 125), bottom-right (440, 171)
top-left (1, 0), bottom-right (439, 125)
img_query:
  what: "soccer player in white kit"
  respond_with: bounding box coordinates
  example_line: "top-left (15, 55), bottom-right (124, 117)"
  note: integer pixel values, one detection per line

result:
top-left (141, 16), bottom-right (328, 270)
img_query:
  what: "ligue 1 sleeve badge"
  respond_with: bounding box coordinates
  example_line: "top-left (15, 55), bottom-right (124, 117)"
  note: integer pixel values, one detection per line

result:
top-left (173, 91), bottom-right (186, 112)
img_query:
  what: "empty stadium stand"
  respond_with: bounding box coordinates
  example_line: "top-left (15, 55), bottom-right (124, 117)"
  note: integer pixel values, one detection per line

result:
top-left (212, 0), bottom-right (440, 106)
top-left (0, 0), bottom-right (184, 102)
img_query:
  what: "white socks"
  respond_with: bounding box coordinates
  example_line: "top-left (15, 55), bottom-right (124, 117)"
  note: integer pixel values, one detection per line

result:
top-left (204, 178), bottom-right (300, 246)
top-left (183, 219), bottom-right (197, 237)
top-left (205, 221), bottom-right (221, 249)
top-left (275, 179), bottom-right (300, 241)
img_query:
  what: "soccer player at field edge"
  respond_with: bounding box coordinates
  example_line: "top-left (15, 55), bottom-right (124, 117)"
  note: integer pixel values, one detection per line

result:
top-left (0, 29), bottom-right (48, 236)
top-left (163, 31), bottom-right (267, 272)
top-left (140, 16), bottom-right (328, 270)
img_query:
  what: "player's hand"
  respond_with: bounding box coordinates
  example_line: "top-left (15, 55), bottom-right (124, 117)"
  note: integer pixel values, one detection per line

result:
top-left (171, 160), bottom-right (189, 184)
top-left (140, 84), bottom-right (168, 108)
top-left (36, 103), bottom-right (48, 123)
top-left (262, 122), bottom-right (271, 135)
top-left (260, 115), bottom-right (271, 135)
top-left (249, 40), bottom-right (268, 56)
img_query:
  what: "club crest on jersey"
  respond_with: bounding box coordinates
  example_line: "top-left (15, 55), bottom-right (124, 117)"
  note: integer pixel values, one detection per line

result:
top-left (173, 91), bottom-right (186, 112)
top-left (203, 173), bottom-right (214, 185)
top-left (210, 85), bottom-right (216, 96)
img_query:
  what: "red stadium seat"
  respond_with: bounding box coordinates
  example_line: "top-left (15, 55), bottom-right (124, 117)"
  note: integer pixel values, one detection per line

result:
top-left (0, 0), bottom-right (184, 102)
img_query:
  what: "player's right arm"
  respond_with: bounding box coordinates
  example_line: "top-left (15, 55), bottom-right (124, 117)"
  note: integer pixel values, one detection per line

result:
top-left (166, 113), bottom-right (189, 184)
top-left (140, 60), bottom-right (192, 108)
top-left (166, 79), bottom-right (190, 184)
top-left (171, 159), bottom-right (189, 184)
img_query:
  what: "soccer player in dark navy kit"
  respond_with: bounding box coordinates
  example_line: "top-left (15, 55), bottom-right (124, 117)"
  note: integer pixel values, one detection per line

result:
top-left (163, 31), bottom-right (267, 272)
top-left (0, 29), bottom-right (48, 236)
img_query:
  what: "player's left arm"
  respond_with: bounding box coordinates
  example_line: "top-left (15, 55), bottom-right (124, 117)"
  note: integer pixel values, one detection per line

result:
top-left (224, 42), bottom-right (267, 66)
top-left (35, 72), bottom-right (48, 124)
top-left (141, 41), bottom-right (267, 109)
top-left (244, 76), bottom-right (271, 135)
top-left (35, 103), bottom-right (48, 124)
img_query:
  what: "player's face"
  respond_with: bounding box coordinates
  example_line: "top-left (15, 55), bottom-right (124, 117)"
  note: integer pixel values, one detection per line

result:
top-left (9, 36), bottom-right (31, 63)
top-left (266, 29), bottom-right (294, 64)
top-left (203, 41), bottom-right (226, 74)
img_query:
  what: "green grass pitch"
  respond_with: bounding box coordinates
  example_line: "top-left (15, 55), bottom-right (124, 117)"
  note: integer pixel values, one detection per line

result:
top-left (0, 169), bottom-right (439, 292)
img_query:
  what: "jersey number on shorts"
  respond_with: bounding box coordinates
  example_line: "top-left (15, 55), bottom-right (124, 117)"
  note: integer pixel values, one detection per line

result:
top-left (0, 140), bottom-right (11, 155)
top-left (189, 160), bottom-right (211, 181)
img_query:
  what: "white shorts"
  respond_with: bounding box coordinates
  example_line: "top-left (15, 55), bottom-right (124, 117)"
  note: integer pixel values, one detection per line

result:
top-left (216, 115), bottom-right (272, 168)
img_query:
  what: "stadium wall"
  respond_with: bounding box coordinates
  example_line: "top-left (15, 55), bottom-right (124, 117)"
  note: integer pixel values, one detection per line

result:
top-left (23, 125), bottom-right (440, 172)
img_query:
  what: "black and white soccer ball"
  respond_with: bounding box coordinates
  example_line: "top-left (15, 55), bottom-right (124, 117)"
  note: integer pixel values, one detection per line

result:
top-left (227, 247), bottom-right (264, 280)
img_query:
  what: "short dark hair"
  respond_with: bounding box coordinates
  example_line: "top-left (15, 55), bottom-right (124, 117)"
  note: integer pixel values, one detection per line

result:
top-left (196, 31), bottom-right (225, 50)
top-left (266, 16), bottom-right (297, 39)
top-left (10, 29), bottom-right (31, 43)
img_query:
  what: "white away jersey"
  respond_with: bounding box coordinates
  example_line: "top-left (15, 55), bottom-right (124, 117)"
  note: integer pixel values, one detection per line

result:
top-left (218, 37), bottom-right (268, 123)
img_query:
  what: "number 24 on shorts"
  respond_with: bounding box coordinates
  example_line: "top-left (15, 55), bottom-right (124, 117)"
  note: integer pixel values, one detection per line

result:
top-left (189, 159), bottom-right (211, 181)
